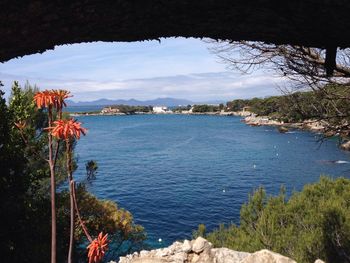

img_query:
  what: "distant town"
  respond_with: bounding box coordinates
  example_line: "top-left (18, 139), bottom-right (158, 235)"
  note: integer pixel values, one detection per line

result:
top-left (70, 103), bottom-right (249, 116)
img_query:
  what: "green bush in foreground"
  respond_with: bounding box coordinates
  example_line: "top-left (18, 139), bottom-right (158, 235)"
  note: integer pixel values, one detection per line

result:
top-left (0, 82), bottom-right (146, 262)
top-left (197, 177), bottom-right (350, 263)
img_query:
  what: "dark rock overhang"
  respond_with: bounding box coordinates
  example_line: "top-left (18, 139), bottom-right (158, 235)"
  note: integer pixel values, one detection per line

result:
top-left (1, 0), bottom-right (350, 64)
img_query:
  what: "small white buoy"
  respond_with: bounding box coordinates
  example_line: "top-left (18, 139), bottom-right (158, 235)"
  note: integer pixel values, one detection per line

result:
top-left (276, 153), bottom-right (279, 156)
top-left (253, 164), bottom-right (256, 169)
top-left (222, 189), bottom-right (226, 193)
top-left (158, 238), bottom-right (162, 242)
top-left (274, 145), bottom-right (277, 149)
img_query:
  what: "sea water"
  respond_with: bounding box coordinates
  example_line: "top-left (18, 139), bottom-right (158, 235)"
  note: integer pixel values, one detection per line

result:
top-left (73, 114), bottom-right (350, 247)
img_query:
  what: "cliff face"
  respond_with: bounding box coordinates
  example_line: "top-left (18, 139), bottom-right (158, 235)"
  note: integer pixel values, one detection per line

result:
top-left (114, 237), bottom-right (324, 263)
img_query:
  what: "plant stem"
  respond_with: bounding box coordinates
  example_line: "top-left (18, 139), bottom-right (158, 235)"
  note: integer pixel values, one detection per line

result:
top-left (48, 106), bottom-right (57, 263)
top-left (53, 106), bottom-right (62, 167)
top-left (71, 180), bottom-right (93, 242)
top-left (66, 139), bottom-right (74, 263)
top-left (68, 179), bottom-right (75, 263)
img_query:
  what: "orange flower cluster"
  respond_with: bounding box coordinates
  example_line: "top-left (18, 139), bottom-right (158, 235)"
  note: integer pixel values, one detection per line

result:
top-left (33, 89), bottom-right (71, 109)
top-left (52, 89), bottom-right (71, 109)
top-left (34, 90), bottom-right (56, 109)
top-left (87, 233), bottom-right (109, 263)
top-left (50, 119), bottom-right (87, 140)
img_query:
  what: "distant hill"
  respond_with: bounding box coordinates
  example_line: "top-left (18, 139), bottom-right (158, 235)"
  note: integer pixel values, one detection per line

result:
top-left (67, 98), bottom-right (195, 107)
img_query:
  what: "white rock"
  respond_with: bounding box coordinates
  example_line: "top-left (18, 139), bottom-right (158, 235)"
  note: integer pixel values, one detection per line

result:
top-left (191, 253), bottom-right (200, 263)
top-left (155, 248), bottom-right (170, 257)
top-left (241, 249), bottom-right (297, 263)
top-left (192, 237), bottom-right (211, 254)
top-left (117, 238), bottom-right (298, 263)
top-left (212, 248), bottom-right (250, 263)
top-left (196, 247), bottom-right (214, 263)
top-left (117, 257), bottom-right (127, 263)
top-left (131, 259), bottom-right (166, 263)
top-left (169, 241), bottom-right (183, 254)
top-left (182, 239), bottom-right (192, 253)
top-left (139, 250), bottom-right (150, 257)
top-left (170, 251), bottom-right (187, 263)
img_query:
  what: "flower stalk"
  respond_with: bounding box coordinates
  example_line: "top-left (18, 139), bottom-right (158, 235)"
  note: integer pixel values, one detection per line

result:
top-left (35, 89), bottom-right (108, 263)
top-left (34, 91), bottom-right (58, 263)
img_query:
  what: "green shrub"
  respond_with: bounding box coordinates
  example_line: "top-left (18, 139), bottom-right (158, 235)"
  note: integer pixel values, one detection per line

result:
top-left (192, 104), bottom-right (220, 113)
top-left (57, 185), bottom-right (146, 261)
top-left (202, 177), bottom-right (350, 263)
top-left (0, 83), bottom-right (146, 262)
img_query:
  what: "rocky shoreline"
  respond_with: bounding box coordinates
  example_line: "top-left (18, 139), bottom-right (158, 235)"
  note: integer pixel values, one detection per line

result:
top-left (243, 114), bottom-right (350, 150)
top-left (243, 115), bottom-right (326, 132)
top-left (113, 237), bottom-right (324, 263)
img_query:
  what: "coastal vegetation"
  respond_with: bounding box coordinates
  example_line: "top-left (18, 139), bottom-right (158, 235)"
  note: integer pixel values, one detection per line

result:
top-left (191, 104), bottom-right (221, 113)
top-left (0, 82), bottom-right (146, 263)
top-left (105, 105), bottom-right (153, 114)
top-left (211, 41), bottom-right (350, 141)
top-left (226, 84), bottom-right (350, 139)
top-left (172, 105), bottom-right (192, 113)
top-left (226, 85), bottom-right (350, 122)
top-left (195, 176), bottom-right (350, 263)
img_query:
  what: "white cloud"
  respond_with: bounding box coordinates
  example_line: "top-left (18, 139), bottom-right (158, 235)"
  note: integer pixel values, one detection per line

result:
top-left (0, 71), bottom-right (285, 102)
top-left (0, 38), bottom-right (227, 80)
top-left (0, 38), bottom-right (287, 102)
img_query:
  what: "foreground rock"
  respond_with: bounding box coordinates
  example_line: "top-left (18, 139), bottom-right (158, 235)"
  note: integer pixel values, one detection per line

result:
top-left (116, 237), bottom-right (324, 263)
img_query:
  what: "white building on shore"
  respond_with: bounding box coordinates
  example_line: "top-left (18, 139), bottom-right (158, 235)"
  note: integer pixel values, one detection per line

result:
top-left (153, 106), bottom-right (169, 113)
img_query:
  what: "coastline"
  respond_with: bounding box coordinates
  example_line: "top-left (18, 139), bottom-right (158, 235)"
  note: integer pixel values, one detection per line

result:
top-left (69, 109), bottom-right (350, 150)
top-left (243, 114), bottom-right (350, 150)
top-left (243, 115), bottom-right (326, 132)
top-left (69, 110), bottom-right (250, 117)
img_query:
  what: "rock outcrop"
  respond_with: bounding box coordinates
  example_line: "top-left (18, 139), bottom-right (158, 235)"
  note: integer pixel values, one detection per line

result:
top-left (2, 1), bottom-right (350, 62)
top-left (116, 237), bottom-right (325, 263)
top-left (243, 116), bottom-right (329, 133)
top-left (244, 116), bottom-right (283, 126)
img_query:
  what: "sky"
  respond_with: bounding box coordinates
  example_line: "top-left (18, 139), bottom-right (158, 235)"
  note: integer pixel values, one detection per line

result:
top-left (0, 37), bottom-right (284, 102)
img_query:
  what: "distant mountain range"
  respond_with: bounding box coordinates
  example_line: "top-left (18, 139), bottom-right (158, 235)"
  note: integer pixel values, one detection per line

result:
top-left (67, 98), bottom-right (224, 107)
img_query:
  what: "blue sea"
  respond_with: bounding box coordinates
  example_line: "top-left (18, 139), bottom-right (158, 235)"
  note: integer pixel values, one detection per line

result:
top-left (73, 114), bottom-right (350, 248)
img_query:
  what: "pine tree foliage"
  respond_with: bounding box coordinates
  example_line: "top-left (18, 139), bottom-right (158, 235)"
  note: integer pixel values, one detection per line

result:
top-left (203, 177), bottom-right (350, 263)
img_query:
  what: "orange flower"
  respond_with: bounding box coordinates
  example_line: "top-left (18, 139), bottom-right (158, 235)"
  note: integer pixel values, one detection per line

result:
top-left (49, 119), bottom-right (87, 140)
top-left (87, 232), bottom-right (109, 263)
top-left (33, 90), bottom-right (56, 109)
top-left (51, 89), bottom-right (71, 110)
